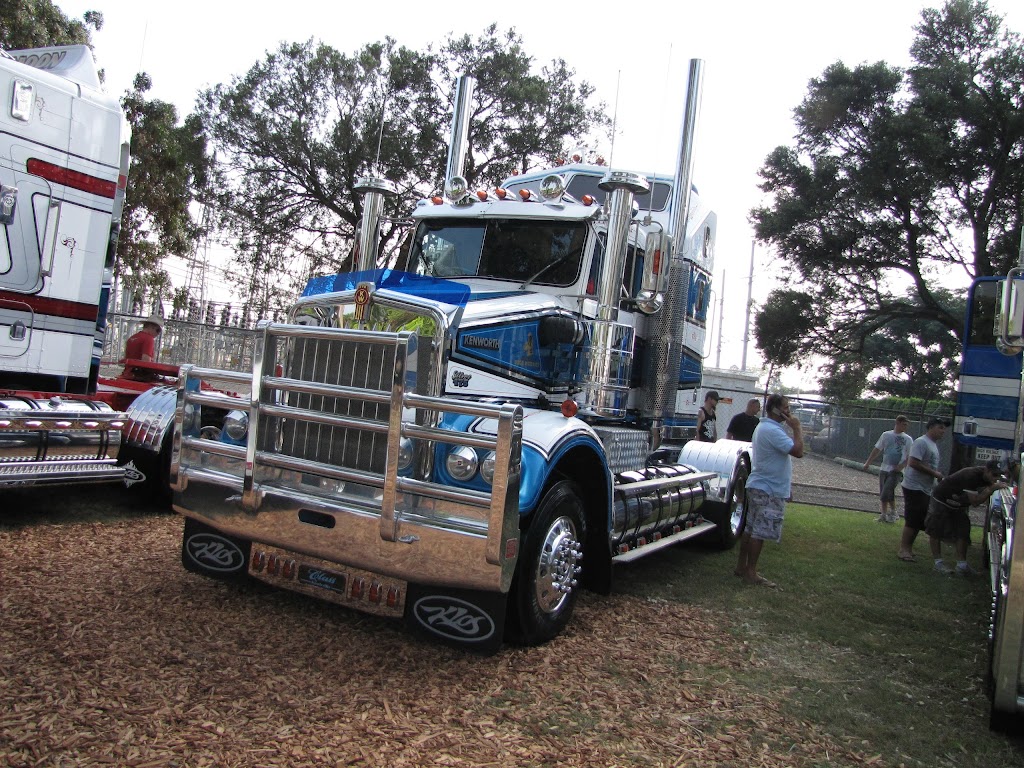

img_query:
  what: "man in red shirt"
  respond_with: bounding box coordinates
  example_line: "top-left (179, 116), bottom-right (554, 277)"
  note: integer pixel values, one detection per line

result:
top-left (123, 316), bottom-right (164, 381)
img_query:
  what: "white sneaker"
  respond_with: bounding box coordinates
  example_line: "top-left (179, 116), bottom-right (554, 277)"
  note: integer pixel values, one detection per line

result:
top-left (934, 561), bottom-right (954, 575)
top-left (955, 563), bottom-right (977, 576)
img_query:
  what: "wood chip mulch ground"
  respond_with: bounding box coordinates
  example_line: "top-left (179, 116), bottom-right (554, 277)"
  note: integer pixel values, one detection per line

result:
top-left (1, 511), bottom-right (871, 767)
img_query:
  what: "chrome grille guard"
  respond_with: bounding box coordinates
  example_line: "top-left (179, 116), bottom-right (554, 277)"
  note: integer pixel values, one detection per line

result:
top-left (171, 322), bottom-right (524, 592)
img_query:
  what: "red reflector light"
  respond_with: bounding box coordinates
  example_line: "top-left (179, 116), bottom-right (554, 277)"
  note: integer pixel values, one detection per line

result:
top-left (252, 551), bottom-right (266, 572)
top-left (27, 158), bottom-right (116, 199)
top-left (282, 560), bottom-right (296, 579)
top-left (267, 554), bottom-right (280, 575)
top-left (350, 578), bottom-right (366, 599)
top-left (505, 538), bottom-right (518, 560)
top-left (560, 399), bottom-right (578, 418)
top-left (386, 587), bottom-right (400, 608)
top-left (368, 581), bottom-right (383, 603)
top-left (653, 250), bottom-right (662, 274)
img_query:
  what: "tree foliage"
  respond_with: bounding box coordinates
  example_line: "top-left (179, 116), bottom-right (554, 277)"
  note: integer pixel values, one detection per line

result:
top-left (118, 74), bottom-right (209, 308)
top-left (0, 1), bottom-right (101, 50)
top-left (751, 0), bottom-right (1024, 397)
top-left (197, 27), bottom-right (607, 313)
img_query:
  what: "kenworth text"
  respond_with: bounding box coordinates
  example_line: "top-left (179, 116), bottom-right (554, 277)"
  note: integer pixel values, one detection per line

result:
top-left (169, 61), bottom-right (751, 651)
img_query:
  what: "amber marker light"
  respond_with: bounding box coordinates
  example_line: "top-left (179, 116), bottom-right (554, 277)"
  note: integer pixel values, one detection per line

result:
top-left (431, 196), bottom-right (444, 205)
top-left (476, 190), bottom-right (488, 201)
top-left (560, 399), bottom-right (578, 418)
top-left (495, 187), bottom-right (508, 199)
top-left (518, 189), bottom-right (531, 200)
top-left (581, 194), bottom-right (595, 206)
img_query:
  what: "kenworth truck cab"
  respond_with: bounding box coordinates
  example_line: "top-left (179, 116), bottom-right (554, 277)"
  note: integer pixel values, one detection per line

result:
top-left (170, 62), bottom-right (751, 651)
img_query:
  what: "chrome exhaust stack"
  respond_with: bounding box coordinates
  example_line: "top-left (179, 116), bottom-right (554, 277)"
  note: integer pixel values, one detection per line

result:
top-left (445, 74), bottom-right (476, 184)
top-left (576, 171), bottom-right (649, 418)
top-left (353, 176), bottom-right (396, 272)
top-left (642, 59), bottom-right (705, 437)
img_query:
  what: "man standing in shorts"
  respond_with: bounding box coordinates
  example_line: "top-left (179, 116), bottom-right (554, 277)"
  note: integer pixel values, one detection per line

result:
top-left (897, 417), bottom-right (947, 562)
top-left (734, 393), bottom-right (804, 588)
top-left (926, 459), bottom-right (1006, 575)
top-left (863, 415), bottom-right (913, 523)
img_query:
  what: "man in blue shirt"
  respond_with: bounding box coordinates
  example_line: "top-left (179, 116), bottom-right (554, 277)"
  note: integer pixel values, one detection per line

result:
top-left (735, 393), bottom-right (804, 588)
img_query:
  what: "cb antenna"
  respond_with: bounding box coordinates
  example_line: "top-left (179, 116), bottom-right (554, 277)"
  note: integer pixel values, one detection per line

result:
top-left (608, 70), bottom-right (621, 168)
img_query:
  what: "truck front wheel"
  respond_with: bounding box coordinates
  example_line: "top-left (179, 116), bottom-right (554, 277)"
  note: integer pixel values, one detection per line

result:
top-left (507, 480), bottom-right (586, 645)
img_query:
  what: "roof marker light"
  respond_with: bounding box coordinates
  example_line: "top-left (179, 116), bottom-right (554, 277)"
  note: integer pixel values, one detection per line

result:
top-left (572, 153), bottom-right (582, 163)
top-left (495, 187), bottom-right (508, 200)
top-left (518, 189), bottom-right (535, 202)
top-left (560, 399), bottom-right (578, 418)
top-left (476, 189), bottom-right (488, 201)
top-left (581, 194), bottom-right (595, 206)
top-left (431, 195), bottom-right (444, 205)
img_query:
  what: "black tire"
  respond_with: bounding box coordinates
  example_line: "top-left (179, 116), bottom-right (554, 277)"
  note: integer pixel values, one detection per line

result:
top-left (507, 480), bottom-right (586, 646)
top-left (699, 459), bottom-right (749, 550)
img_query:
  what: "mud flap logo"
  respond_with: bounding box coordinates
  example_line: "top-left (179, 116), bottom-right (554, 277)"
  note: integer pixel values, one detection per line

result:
top-left (185, 533), bottom-right (246, 573)
top-left (412, 596), bottom-right (495, 642)
top-left (121, 461), bottom-right (145, 488)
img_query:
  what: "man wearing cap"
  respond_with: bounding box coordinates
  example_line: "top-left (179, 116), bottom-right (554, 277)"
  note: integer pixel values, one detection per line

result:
top-left (925, 459), bottom-right (1006, 575)
top-left (696, 390), bottom-right (720, 442)
top-left (897, 417), bottom-right (947, 562)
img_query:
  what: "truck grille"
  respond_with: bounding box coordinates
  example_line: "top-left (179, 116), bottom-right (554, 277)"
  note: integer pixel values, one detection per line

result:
top-left (279, 336), bottom-right (398, 473)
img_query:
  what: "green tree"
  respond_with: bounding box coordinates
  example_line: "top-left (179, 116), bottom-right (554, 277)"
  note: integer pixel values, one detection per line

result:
top-left (751, 0), bottom-right (1024, 397)
top-left (0, 1), bottom-right (101, 50)
top-left (197, 28), bottom-right (607, 305)
top-left (117, 73), bottom-right (209, 309)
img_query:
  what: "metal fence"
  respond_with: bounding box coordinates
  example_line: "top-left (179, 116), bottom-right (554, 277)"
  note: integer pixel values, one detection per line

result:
top-left (101, 313), bottom-right (259, 373)
top-left (815, 415), bottom-right (955, 473)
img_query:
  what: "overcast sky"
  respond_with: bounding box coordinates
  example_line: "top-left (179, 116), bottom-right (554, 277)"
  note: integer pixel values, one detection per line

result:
top-left (54, 0), bottom-right (1023, 384)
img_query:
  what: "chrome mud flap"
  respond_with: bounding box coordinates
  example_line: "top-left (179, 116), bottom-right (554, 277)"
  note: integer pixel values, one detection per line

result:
top-left (405, 584), bottom-right (508, 654)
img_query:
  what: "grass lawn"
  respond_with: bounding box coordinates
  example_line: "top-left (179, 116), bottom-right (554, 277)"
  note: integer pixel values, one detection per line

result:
top-left (613, 504), bottom-right (1024, 768)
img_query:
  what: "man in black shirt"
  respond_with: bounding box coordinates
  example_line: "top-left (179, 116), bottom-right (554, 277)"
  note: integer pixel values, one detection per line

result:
top-left (925, 459), bottom-right (1006, 575)
top-left (726, 398), bottom-right (761, 442)
top-left (696, 390), bottom-right (720, 442)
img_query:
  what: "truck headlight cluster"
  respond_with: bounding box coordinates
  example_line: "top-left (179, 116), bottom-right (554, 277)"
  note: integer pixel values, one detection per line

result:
top-left (446, 445), bottom-right (479, 481)
top-left (223, 410), bottom-right (249, 442)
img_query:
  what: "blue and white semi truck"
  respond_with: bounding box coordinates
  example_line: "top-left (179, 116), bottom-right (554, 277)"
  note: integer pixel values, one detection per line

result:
top-left (162, 61), bottom-right (751, 651)
top-left (954, 262), bottom-right (1024, 729)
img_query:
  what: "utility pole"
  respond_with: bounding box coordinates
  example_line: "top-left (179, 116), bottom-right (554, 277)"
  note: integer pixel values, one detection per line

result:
top-left (741, 241), bottom-right (755, 371)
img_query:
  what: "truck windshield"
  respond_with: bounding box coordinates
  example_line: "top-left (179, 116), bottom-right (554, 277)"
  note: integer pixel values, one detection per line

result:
top-left (409, 219), bottom-right (588, 286)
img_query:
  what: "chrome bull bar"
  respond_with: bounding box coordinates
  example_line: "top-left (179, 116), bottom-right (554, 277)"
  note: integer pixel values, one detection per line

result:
top-left (171, 323), bottom-right (523, 591)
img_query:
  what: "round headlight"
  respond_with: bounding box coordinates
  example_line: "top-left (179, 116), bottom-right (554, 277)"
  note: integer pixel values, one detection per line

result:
top-left (480, 451), bottom-right (497, 485)
top-left (446, 445), bottom-right (479, 481)
top-left (398, 437), bottom-right (414, 471)
top-left (224, 410), bottom-right (249, 442)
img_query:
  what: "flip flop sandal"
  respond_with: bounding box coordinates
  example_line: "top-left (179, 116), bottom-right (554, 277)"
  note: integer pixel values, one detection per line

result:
top-left (898, 553), bottom-right (916, 562)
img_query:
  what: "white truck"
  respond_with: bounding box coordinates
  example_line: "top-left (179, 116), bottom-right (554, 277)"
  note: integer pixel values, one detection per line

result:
top-left (165, 61), bottom-right (751, 651)
top-left (0, 44), bottom-right (165, 489)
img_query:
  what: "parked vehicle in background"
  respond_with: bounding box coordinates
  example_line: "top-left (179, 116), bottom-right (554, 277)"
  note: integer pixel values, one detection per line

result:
top-left (959, 258), bottom-right (1024, 730)
top-left (153, 62), bottom-right (753, 652)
